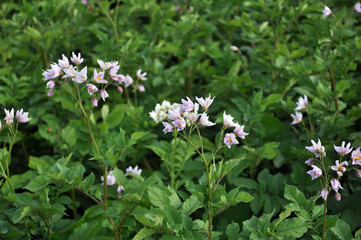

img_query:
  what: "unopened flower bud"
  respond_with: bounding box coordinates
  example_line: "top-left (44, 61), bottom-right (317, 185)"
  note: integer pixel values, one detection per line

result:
top-left (230, 46), bottom-right (239, 52)
top-left (92, 98), bottom-right (98, 107)
top-left (138, 85), bottom-right (145, 92)
top-left (48, 90), bottom-right (54, 97)
top-left (335, 192), bottom-right (341, 201)
top-left (47, 128), bottom-right (51, 133)
top-left (117, 86), bottom-right (123, 93)
top-left (357, 169), bottom-right (361, 178)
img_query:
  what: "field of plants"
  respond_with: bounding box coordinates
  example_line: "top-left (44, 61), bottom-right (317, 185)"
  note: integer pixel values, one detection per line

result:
top-left (2, 0), bottom-right (361, 239)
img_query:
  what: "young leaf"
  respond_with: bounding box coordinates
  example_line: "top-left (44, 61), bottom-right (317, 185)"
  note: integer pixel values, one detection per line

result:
top-left (226, 222), bottom-right (240, 240)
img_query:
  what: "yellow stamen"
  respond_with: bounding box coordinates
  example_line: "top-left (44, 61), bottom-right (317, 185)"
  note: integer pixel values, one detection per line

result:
top-left (228, 138), bottom-right (232, 142)
top-left (96, 77), bottom-right (101, 81)
top-left (338, 166), bottom-right (343, 172)
top-left (296, 118), bottom-right (300, 121)
top-left (356, 156), bottom-right (361, 161)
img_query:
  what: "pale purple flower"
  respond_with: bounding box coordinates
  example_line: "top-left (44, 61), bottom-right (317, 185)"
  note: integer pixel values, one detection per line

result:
top-left (138, 85), bottom-right (145, 92)
top-left (187, 113), bottom-right (199, 124)
top-left (330, 179), bottom-right (343, 192)
top-left (100, 90), bottom-right (109, 101)
top-left (234, 123), bottom-right (248, 139)
top-left (94, 69), bottom-right (108, 84)
top-left (305, 139), bottom-right (326, 158)
top-left (74, 66), bottom-right (87, 83)
top-left (196, 94), bottom-right (215, 111)
top-left (335, 192), bottom-right (341, 201)
top-left (48, 90), bottom-right (54, 97)
top-left (305, 158), bottom-right (315, 166)
top-left (179, 97), bottom-right (194, 113)
top-left (199, 113), bottom-right (215, 126)
top-left (224, 133), bottom-right (239, 149)
top-left (230, 46), bottom-right (239, 52)
top-left (162, 122), bottom-right (174, 133)
top-left (109, 68), bottom-right (119, 81)
top-left (307, 165), bottom-right (322, 180)
top-left (352, 148), bottom-right (361, 165)
top-left (223, 112), bottom-right (235, 129)
top-left (322, 6), bottom-right (332, 17)
top-left (42, 63), bottom-right (61, 81)
top-left (291, 111), bottom-right (302, 125)
top-left (97, 59), bottom-right (110, 71)
top-left (109, 61), bottom-right (119, 69)
top-left (136, 69), bottom-right (147, 81)
top-left (46, 80), bottom-right (55, 90)
top-left (331, 160), bottom-right (348, 177)
top-left (354, 3), bottom-right (361, 12)
top-left (87, 84), bottom-right (98, 95)
top-left (294, 95), bottom-right (308, 110)
top-left (92, 98), bottom-right (98, 107)
top-left (58, 54), bottom-right (70, 69)
top-left (116, 74), bottom-right (125, 84)
top-left (334, 141), bottom-right (352, 156)
top-left (124, 74), bottom-right (133, 87)
top-left (62, 65), bottom-right (77, 79)
top-left (70, 52), bottom-right (83, 65)
top-left (168, 109), bottom-right (181, 121)
top-left (117, 86), bottom-right (123, 93)
top-left (81, 0), bottom-right (88, 5)
top-left (16, 109), bottom-right (31, 123)
top-left (117, 185), bottom-right (124, 198)
top-left (173, 118), bottom-right (186, 131)
top-left (125, 165), bottom-right (142, 176)
top-left (0, 121), bottom-right (2, 131)
top-left (4, 108), bottom-right (14, 125)
top-left (101, 170), bottom-right (116, 186)
top-left (320, 189), bottom-right (328, 200)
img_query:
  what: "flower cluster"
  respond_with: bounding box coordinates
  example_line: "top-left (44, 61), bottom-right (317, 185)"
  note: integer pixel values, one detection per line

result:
top-left (291, 95), bottom-right (308, 125)
top-left (150, 95), bottom-right (248, 149)
top-left (101, 165), bottom-right (142, 198)
top-left (149, 100), bottom-right (180, 124)
top-left (322, 3), bottom-right (361, 17)
top-left (42, 52), bottom-right (147, 106)
top-left (305, 139), bottom-right (360, 201)
top-left (1, 108), bottom-right (31, 130)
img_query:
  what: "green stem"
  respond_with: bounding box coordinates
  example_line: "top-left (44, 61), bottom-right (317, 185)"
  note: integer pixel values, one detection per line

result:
top-left (322, 198), bottom-right (327, 239)
top-left (95, 0), bottom-right (119, 43)
top-left (170, 130), bottom-right (178, 188)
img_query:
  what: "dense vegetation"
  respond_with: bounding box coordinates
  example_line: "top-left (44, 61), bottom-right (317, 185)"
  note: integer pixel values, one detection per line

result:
top-left (2, 0), bottom-right (361, 239)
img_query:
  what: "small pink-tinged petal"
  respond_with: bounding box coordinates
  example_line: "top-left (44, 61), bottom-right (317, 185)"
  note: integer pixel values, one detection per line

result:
top-left (320, 189), bottom-right (328, 200)
top-left (100, 90), bottom-right (109, 101)
top-left (335, 192), bottom-right (341, 201)
top-left (322, 6), bottom-right (332, 17)
top-left (162, 122), bottom-right (174, 134)
top-left (307, 165), bottom-right (322, 180)
top-left (354, 3), bottom-right (361, 12)
top-left (92, 98), bottom-right (98, 107)
top-left (87, 84), bottom-right (98, 95)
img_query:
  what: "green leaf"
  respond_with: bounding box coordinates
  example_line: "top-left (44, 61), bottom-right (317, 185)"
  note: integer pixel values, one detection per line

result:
top-left (24, 27), bottom-right (41, 40)
top-left (147, 186), bottom-right (170, 209)
top-left (330, 219), bottom-right (352, 240)
top-left (181, 195), bottom-right (201, 216)
top-left (24, 175), bottom-right (52, 192)
top-left (274, 208), bottom-right (293, 228)
top-left (276, 218), bottom-right (308, 238)
top-left (113, 167), bottom-right (127, 186)
top-left (226, 222), bottom-right (240, 240)
top-left (132, 228), bottom-right (157, 240)
top-left (101, 104), bottom-right (109, 121)
top-left (12, 206), bottom-right (31, 223)
top-left (284, 184), bottom-right (306, 208)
